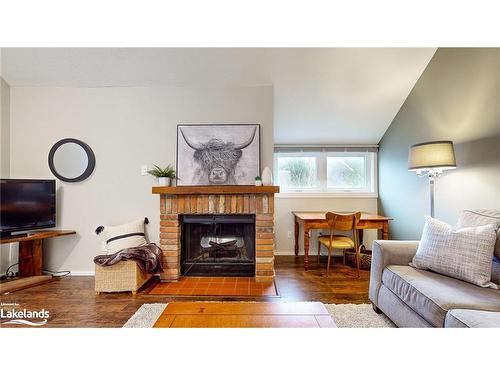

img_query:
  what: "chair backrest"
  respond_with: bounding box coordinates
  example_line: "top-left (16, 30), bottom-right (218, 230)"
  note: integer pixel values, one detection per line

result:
top-left (325, 212), bottom-right (361, 231)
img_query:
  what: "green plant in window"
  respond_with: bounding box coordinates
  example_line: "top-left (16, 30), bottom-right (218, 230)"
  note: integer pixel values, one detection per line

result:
top-left (328, 157), bottom-right (364, 188)
top-left (281, 158), bottom-right (315, 187)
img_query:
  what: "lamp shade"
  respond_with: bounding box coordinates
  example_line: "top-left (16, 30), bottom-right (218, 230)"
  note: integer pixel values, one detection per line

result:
top-left (408, 140), bottom-right (456, 171)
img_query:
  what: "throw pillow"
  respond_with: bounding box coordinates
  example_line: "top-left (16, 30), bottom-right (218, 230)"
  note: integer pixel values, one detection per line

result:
top-left (456, 209), bottom-right (500, 286)
top-left (456, 209), bottom-right (500, 259)
top-left (98, 218), bottom-right (148, 252)
top-left (411, 216), bottom-right (498, 289)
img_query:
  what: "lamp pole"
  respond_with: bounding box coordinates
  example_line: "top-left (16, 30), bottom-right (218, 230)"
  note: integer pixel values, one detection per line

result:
top-left (429, 175), bottom-right (435, 218)
top-left (417, 169), bottom-right (440, 218)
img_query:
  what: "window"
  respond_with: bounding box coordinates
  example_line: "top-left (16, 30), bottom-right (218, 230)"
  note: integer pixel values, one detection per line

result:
top-left (276, 155), bottom-right (318, 191)
top-left (274, 146), bottom-right (377, 196)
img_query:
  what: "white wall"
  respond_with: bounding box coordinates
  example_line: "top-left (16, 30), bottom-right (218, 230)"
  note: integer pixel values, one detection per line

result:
top-left (9, 86), bottom-right (273, 274)
top-left (1, 77), bottom-right (14, 275)
top-left (379, 48), bottom-right (500, 239)
top-left (0, 77), bottom-right (10, 176)
top-left (275, 197), bottom-right (378, 255)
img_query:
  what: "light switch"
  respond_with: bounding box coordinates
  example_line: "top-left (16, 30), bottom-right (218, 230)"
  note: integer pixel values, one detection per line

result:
top-left (141, 165), bottom-right (148, 176)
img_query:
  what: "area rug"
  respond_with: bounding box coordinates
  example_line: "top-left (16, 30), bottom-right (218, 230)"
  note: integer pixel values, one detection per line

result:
top-left (148, 277), bottom-right (279, 297)
top-left (123, 302), bottom-right (395, 328)
top-left (122, 303), bottom-right (167, 328)
top-left (324, 304), bottom-right (395, 328)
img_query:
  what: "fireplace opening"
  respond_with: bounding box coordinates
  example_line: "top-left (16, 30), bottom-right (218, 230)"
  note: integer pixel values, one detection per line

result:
top-left (180, 214), bottom-right (255, 277)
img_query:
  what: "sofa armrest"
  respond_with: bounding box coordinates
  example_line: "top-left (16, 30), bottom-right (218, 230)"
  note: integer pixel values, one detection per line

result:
top-left (369, 240), bottom-right (420, 307)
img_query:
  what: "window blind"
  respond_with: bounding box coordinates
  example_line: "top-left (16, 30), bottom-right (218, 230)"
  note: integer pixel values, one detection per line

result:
top-left (274, 145), bottom-right (379, 153)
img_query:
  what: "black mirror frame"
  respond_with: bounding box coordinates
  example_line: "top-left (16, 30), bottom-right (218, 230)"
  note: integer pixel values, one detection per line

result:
top-left (48, 138), bottom-right (96, 183)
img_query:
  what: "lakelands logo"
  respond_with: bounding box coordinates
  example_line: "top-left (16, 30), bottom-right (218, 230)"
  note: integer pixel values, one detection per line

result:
top-left (1, 303), bottom-right (49, 326)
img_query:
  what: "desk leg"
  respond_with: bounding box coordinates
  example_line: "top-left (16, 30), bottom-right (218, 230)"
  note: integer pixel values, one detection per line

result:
top-left (304, 228), bottom-right (310, 270)
top-left (294, 218), bottom-right (299, 256)
top-left (382, 222), bottom-right (389, 240)
top-left (19, 239), bottom-right (43, 276)
top-left (357, 229), bottom-right (364, 246)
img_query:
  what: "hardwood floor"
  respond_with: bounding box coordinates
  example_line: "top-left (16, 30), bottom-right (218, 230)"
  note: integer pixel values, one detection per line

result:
top-left (0, 255), bottom-right (370, 328)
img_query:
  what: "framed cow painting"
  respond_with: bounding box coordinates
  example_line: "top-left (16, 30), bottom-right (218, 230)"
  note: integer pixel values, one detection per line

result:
top-left (176, 124), bottom-right (261, 186)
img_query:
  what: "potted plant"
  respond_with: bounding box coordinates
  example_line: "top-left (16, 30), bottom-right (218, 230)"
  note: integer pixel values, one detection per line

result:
top-left (148, 164), bottom-right (176, 186)
top-left (254, 176), bottom-right (262, 186)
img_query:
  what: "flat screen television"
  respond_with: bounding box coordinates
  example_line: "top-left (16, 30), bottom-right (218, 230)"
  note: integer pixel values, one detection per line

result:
top-left (0, 179), bottom-right (56, 237)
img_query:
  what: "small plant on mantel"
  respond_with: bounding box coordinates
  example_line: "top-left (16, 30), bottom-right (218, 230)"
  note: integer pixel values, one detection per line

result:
top-left (148, 164), bottom-right (176, 186)
top-left (254, 176), bottom-right (262, 186)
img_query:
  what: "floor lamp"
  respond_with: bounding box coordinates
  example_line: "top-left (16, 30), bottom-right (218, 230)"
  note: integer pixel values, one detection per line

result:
top-left (408, 140), bottom-right (456, 218)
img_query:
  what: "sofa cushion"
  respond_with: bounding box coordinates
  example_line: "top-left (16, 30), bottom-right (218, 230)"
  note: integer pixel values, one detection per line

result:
top-left (445, 309), bottom-right (500, 328)
top-left (411, 216), bottom-right (497, 289)
top-left (457, 209), bottom-right (500, 259)
top-left (382, 265), bottom-right (500, 327)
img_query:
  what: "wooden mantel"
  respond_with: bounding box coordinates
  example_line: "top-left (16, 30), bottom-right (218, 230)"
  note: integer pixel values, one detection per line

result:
top-left (152, 185), bottom-right (280, 195)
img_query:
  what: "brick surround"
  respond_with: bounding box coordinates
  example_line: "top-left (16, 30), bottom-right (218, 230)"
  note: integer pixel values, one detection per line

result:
top-left (153, 186), bottom-right (279, 282)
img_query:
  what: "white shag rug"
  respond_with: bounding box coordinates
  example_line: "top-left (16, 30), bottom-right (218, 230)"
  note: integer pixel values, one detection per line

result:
top-left (122, 303), bottom-right (167, 328)
top-left (123, 302), bottom-right (395, 328)
top-left (325, 303), bottom-right (395, 328)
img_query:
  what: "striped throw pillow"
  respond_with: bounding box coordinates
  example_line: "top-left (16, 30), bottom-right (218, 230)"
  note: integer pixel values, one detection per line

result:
top-left (100, 218), bottom-right (148, 252)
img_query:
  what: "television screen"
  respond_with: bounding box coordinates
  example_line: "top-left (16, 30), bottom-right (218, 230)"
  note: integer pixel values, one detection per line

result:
top-left (0, 179), bottom-right (56, 235)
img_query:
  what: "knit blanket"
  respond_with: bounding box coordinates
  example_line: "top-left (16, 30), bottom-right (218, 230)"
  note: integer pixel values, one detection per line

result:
top-left (93, 243), bottom-right (163, 274)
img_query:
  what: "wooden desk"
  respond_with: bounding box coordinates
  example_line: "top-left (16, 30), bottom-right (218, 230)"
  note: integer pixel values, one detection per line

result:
top-left (293, 211), bottom-right (391, 270)
top-left (0, 230), bottom-right (76, 293)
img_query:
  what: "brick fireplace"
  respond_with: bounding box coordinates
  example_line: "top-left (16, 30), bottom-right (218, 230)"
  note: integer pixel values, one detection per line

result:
top-left (152, 186), bottom-right (279, 282)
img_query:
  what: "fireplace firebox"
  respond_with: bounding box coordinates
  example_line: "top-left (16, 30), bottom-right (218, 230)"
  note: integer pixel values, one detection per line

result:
top-left (180, 214), bottom-right (255, 277)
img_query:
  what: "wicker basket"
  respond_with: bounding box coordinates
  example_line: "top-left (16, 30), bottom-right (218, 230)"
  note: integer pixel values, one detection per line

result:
top-left (95, 260), bottom-right (152, 295)
top-left (344, 245), bottom-right (372, 270)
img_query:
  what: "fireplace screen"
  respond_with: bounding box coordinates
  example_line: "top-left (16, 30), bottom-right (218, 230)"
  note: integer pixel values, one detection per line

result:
top-left (181, 214), bottom-right (255, 276)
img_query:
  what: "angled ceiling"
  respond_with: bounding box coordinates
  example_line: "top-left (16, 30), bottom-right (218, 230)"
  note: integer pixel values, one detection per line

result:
top-left (0, 48), bottom-right (436, 144)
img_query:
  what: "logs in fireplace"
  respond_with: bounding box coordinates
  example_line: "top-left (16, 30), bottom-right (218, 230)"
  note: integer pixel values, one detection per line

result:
top-left (180, 214), bottom-right (255, 276)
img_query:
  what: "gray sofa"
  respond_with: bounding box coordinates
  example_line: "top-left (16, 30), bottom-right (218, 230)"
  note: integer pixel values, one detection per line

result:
top-left (369, 209), bottom-right (500, 328)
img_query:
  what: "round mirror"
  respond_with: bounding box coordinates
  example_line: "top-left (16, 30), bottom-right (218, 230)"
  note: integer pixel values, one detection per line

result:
top-left (48, 138), bottom-right (95, 182)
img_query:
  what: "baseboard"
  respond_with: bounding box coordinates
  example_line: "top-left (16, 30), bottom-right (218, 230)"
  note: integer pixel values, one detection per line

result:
top-left (274, 252), bottom-right (299, 256)
top-left (69, 271), bottom-right (95, 276)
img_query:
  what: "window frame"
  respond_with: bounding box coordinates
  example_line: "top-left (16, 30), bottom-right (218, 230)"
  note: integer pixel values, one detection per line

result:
top-left (273, 147), bottom-right (378, 198)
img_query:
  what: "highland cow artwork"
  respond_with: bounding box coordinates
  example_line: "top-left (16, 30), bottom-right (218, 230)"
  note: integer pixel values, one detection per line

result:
top-left (177, 124), bottom-right (260, 186)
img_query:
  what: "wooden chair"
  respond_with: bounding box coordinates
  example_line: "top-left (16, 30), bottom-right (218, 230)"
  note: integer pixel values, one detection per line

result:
top-left (317, 212), bottom-right (361, 277)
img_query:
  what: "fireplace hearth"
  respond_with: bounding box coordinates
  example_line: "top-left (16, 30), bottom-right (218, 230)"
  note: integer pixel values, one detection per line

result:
top-left (181, 214), bottom-right (255, 276)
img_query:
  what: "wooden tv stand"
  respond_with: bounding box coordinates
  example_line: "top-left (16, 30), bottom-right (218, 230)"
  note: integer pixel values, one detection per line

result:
top-left (0, 230), bottom-right (76, 294)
